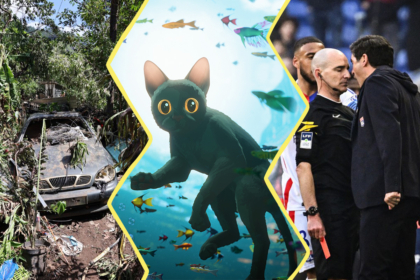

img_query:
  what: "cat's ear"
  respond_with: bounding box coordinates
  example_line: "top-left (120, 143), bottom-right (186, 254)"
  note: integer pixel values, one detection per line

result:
top-left (185, 57), bottom-right (210, 95)
top-left (144, 60), bottom-right (169, 97)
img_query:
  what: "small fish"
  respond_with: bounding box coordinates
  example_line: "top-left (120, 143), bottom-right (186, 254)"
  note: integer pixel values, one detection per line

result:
top-left (251, 150), bottom-right (278, 160)
top-left (123, 39), bottom-right (127, 43)
top-left (190, 27), bottom-right (204, 31)
top-left (272, 277), bottom-right (288, 280)
top-left (275, 237), bottom-right (285, 243)
top-left (241, 233), bottom-right (252, 239)
top-left (288, 240), bottom-right (303, 250)
top-left (190, 267), bottom-right (218, 277)
top-left (157, 246), bottom-right (165, 249)
top-left (190, 264), bottom-right (209, 269)
top-left (147, 265), bottom-right (151, 268)
top-left (137, 230), bottom-right (146, 234)
top-left (140, 208), bottom-right (157, 214)
top-left (175, 185), bottom-right (182, 189)
top-left (252, 90), bottom-right (297, 112)
top-left (215, 42), bottom-right (225, 48)
top-left (250, 244), bottom-right (254, 253)
top-left (159, 235), bottom-right (168, 241)
top-left (170, 240), bottom-right (177, 244)
top-left (252, 52), bottom-right (276, 60)
top-left (211, 250), bottom-right (223, 261)
top-left (264, 16), bottom-right (276, 23)
top-left (207, 227), bottom-right (218, 237)
top-left (144, 32), bottom-right (148, 35)
top-left (231, 246), bottom-right (243, 254)
top-left (176, 262), bottom-right (184, 266)
top-left (138, 246), bottom-right (157, 257)
top-left (177, 227), bottom-right (195, 241)
top-left (136, 18), bottom-right (153, 24)
top-left (217, 13), bottom-right (223, 17)
top-left (165, 19), bottom-right (170, 23)
top-left (234, 27), bottom-right (268, 48)
top-left (173, 243), bottom-right (193, 251)
top-left (234, 168), bottom-right (259, 176)
top-left (167, 204), bottom-right (175, 207)
top-left (273, 229), bottom-right (281, 234)
top-left (132, 194), bottom-right (153, 212)
top-left (221, 15), bottom-right (236, 27)
top-left (262, 145), bottom-right (278, 151)
top-left (162, 19), bottom-right (197, 29)
top-left (164, 184), bottom-right (172, 188)
top-left (179, 195), bottom-right (188, 200)
top-left (169, 6), bottom-right (176, 12)
top-left (167, 197), bottom-right (173, 200)
top-left (226, 8), bottom-right (235, 10)
top-left (275, 249), bottom-right (287, 257)
top-left (232, 61), bottom-right (238, 65)
top-left (148, 272), bottom-right (163, 280)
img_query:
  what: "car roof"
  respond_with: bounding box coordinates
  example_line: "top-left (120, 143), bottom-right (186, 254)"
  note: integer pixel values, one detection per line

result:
top-left (27, 112), bottom-right (83, 120)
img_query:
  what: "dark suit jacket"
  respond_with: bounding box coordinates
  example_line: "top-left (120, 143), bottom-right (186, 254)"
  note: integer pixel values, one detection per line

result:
top-left (351, 66), bottom-right (420, 209)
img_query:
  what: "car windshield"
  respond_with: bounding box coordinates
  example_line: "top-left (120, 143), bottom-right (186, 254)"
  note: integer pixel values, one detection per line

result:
top-left (24, 117), bottom-right (94, 144)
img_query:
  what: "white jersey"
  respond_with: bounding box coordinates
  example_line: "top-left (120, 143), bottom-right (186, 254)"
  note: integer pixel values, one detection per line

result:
top-left (272, 89), bottom-right (357, 211)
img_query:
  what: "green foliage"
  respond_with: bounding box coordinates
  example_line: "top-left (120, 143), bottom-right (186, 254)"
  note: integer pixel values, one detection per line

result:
top-left (50, 201), bottom-right (67, 215)
top-left (69, 139), bottom-right (89, 170)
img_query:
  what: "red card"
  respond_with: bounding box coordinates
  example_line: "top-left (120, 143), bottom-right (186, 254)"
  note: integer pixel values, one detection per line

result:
top-left (320, 237), bottom-right (331, 259)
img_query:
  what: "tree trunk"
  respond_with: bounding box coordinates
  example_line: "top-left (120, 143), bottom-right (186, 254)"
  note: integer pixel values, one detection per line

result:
top-left (110, 0), bottom-right (119, 43)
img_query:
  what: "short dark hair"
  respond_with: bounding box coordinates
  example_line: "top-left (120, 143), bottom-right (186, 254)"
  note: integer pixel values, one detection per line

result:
top-left (293, 36), bottom-right (324, 54)
top-left (350, 35), bottom-right (394, 67)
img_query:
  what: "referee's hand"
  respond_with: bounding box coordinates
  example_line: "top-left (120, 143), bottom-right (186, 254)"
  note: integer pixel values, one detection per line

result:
top-left (384, 192), bottom-right (401, 210)
top-left (308, 214), bottom-right (326, 239)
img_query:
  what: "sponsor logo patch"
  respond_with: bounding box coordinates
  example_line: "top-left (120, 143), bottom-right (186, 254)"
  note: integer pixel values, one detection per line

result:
top-left (360, 116), bottom-right (365, 127)
top-left (300, 132), bottom-right (313, 149)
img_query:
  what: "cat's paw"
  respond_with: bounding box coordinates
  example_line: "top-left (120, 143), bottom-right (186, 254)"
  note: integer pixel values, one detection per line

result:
top-left (189, 212), bottom-right (210, 232)
top-left (199, 242), bottom-right (217, 260)
top-left (130, 172), bottom-right (155, 190)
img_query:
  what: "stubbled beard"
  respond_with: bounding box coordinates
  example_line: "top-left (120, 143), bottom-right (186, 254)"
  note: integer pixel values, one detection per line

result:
top-left (300, 66), bottom-right (317, 86)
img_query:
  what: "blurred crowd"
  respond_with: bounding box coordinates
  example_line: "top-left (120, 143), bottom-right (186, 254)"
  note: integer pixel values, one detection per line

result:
top-left (270, 0), bottom-right (420, 93)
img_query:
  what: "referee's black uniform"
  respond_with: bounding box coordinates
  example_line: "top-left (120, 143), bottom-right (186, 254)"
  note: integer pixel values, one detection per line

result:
top-left (296, 95), bottom-right (359, 280)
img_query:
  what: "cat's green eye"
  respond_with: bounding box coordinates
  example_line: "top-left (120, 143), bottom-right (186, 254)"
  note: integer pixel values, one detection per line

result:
top-left (185, 98), bottom-right (199, 113)
top-left (158, 99), bottom-right (171, 115)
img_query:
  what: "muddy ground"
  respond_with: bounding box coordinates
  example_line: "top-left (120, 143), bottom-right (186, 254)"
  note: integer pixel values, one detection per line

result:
top-left (35, 211), bottom-right (144, 280)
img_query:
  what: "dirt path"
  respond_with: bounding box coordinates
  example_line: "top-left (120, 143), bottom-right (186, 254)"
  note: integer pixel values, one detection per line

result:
top-left (35, 212), bottom-right (144, 280)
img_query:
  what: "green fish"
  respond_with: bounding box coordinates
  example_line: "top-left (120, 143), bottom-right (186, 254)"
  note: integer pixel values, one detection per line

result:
top-left (251, 150), bottom-right (278, 160)
top-left (231, 246), bottom-right (243, 254)
top-left (136, 18), bottom-right (153, 24)
top-left (252, 52), bottom-right (276, 60)
top-left (272, 277), bottom-right (288, 280)
top-left (138, 246), bottom-right (157, 257)
top-left (234, 27), bottom-right (268, 48)
top-left (170, 240), bottom-right (177, 244)
top-left (252, 90), bottom-right (297, 112)
top-left (264, 16), bottom-right (276, 23)
top-left (179, 195), bottom-right (188, 200)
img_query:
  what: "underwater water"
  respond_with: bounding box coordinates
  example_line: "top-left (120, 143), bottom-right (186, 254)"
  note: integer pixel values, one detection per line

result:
top-left (113, 162), bottom-right (304, 280)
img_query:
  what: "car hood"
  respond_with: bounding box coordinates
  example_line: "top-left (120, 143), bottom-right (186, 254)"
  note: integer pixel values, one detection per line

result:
top-left (33, 138), bottom-right (116, 179)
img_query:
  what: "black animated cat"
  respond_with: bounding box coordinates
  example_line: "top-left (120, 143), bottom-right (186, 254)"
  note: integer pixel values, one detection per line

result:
top-left (131, 57), bottom-right (297, 279)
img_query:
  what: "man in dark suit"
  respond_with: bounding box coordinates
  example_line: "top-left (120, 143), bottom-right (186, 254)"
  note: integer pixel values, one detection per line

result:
top-left (350, 35), bottom-right (420, 280)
